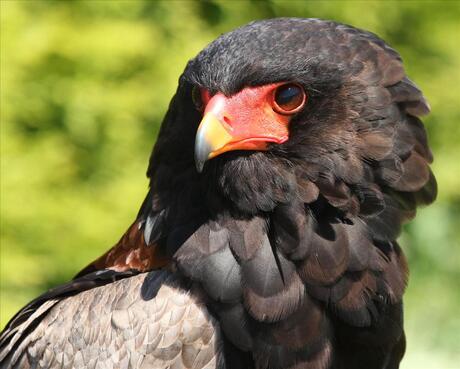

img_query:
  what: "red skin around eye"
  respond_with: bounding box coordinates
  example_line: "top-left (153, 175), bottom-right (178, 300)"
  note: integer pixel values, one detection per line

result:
top-left (199, 82), bottom-right (304, 151)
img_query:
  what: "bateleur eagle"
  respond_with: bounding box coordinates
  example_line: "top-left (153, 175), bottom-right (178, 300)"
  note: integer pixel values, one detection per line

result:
top-left (0, 18), bottom-right (436, 369)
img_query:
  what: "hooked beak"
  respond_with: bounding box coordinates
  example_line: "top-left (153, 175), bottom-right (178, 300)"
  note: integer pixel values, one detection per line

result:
top-left (194, 112), bottom-right (233, 172)
top-left (194, 111), bottom-right (274, 173)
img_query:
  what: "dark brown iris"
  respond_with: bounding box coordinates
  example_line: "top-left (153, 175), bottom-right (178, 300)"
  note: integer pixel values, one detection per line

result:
top-left (273, 83), bottom-right (306, 114)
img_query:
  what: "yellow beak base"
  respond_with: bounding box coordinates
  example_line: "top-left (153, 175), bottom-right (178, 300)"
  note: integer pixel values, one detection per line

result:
top-left (194, 112), bottom-right (233, 172)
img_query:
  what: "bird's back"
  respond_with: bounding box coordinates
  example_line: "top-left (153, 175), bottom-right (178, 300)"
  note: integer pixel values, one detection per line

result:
top-left (0, 271), bottom-right (225, 369)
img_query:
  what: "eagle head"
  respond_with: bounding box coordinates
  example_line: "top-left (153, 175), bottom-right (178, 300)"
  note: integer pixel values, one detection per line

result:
top-left (148, 18), bottom-right (435, 221)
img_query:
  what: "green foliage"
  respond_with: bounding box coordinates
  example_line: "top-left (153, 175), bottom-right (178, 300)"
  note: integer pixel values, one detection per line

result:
top-left (1, 1), bottom-right (459, 367)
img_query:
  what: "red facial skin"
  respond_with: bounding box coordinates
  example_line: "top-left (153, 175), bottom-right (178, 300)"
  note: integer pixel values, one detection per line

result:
top-left (200, 83), bottom-right (305, 155)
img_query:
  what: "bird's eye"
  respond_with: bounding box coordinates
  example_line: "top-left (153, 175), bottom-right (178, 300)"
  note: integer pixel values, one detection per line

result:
top-left (273, 83), bottom-right (306, 114)
top-left (192, 86), bottom-right (203, 111)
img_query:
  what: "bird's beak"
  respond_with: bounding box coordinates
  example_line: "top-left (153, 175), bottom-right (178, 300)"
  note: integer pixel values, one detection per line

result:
top-left (194, 112), bottom-right (234, 173)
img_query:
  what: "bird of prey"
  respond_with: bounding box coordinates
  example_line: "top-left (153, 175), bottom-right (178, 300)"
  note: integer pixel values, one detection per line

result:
top-left (0, 18), bottom-right (436, 369)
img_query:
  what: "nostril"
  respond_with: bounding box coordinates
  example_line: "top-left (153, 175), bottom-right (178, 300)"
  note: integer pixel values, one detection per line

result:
top-left (222, 115), bottom-right (233, 130)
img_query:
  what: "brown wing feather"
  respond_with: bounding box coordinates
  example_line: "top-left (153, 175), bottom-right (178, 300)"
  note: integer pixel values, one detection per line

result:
top-left (76, 221), bottom-right (170, 278)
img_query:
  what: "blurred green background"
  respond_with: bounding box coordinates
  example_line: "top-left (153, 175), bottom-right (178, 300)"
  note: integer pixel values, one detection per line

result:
top-left (1, 0), bottom-right (459, 367)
